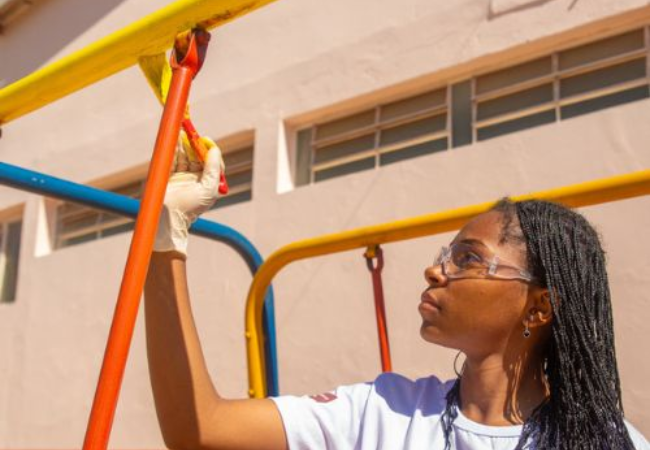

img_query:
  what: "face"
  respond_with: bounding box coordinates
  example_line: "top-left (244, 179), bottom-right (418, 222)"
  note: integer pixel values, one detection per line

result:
top-left (419, 211), bottom-right (532, 357)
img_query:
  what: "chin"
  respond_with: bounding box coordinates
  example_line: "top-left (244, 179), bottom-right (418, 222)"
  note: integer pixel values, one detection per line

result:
top-left (420, 322), bottom-right (458, 350)
top-left (420, 322), bottom-right (443, 344)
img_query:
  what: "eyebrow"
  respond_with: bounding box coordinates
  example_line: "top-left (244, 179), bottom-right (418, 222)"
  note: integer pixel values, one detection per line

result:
top-left (457, 238), bottom-right (489, 249)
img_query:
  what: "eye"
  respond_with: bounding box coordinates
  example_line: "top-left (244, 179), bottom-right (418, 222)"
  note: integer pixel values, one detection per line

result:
top-left (452, 248), bottom-right (483, 268)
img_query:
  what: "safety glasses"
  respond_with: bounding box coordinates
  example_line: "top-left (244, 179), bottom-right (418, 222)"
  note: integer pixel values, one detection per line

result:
top-left (434, 242), bottom-right (534, 282)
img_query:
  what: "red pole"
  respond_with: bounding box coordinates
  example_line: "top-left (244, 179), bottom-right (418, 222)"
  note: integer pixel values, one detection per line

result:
top-left (365, 246), bottom-right (392, 373)
top-left (82, 29), bottom-right (210, 450)
top-left (181, 117), bottom-right (229, 195)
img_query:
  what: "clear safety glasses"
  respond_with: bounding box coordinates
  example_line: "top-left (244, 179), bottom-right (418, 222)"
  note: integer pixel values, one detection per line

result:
top-left (433, 242), bottom-right (534, 282)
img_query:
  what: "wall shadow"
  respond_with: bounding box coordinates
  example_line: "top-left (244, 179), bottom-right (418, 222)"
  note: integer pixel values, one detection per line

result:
top-left (488, 0), bottom-right (559, 21)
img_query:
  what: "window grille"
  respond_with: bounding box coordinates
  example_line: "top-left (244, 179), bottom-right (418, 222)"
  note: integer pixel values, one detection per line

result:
top-left (474, 29), bottom-right (649, 140)
top-left (55, 180), bottom-right (144, 249)
top-left (213, 144), bottom-right (254, 209)
top-left (0, 216), bottom-right (22, 303)
top-left (295, 27), bottom-right (650, 186)
top-left (296, 88), bottom-right (449, 184)
top-left (55, 141), bottom-right (254, 249)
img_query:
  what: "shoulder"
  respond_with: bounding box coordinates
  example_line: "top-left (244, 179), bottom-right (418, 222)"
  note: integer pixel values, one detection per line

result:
top-left (272, 372), bottom-right (452, 412)
top-left (269, 372), bottom-right (454, 422)
top-left (372, 372), bottom-right (451, 395)
top-left (270, 374), bottom-right (454, 449)
top-left (373, 371), bottom-right (451, 389)
top-left (368, 372), bottom-right (454, 416)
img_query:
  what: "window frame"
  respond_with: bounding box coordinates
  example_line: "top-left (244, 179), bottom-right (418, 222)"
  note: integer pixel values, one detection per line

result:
top-left (211, 134), bottom-right (255, 209)
top-left (298, 87), bottom-right (450, 185)
top-left (472, 28), bottom-right (649, 140)
top-left (54, 178), bottom-right (145, 249)
top-left (294, 25), bottom-right (650, 186)
top-left (0, 211), bottom-right (23, 303)
top-left (220, 145), bottom-right (254, 198)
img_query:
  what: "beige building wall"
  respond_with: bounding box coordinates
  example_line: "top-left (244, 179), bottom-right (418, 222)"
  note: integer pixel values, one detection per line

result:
top-left (0, 0), bottom-right (649, 447)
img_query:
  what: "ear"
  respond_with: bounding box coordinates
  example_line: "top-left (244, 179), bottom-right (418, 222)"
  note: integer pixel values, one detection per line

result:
top-left (525, 287), bottom-right (553, 329)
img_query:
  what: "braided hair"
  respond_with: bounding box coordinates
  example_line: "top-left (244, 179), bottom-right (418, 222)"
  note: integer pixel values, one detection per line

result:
top-left (441, 199), bottom-right (635, 449)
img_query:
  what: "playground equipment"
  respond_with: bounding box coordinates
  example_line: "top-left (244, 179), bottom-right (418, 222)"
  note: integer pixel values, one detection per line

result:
top-left (364, 245), bottom-right (392, 373)
top-left (0, 162), bottom-right (279, 395)
top-left (0, 0), bottom-right (278, 125)
top-left (1, 0), bottom-right (650, 445)
top-left (0, 1), bottom-right (281, 448)
top-left (243, 169), bottom-right (650, 398)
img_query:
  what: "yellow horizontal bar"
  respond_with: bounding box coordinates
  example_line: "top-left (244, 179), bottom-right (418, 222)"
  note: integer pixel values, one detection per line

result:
top-left (245, 169), bottom-right (650, 398)
top-left (0, 0), bottom-right (278, 125)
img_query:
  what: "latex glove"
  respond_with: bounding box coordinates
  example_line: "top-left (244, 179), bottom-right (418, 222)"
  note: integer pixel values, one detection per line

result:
top-left (153, 135), bottom-right (225, 255)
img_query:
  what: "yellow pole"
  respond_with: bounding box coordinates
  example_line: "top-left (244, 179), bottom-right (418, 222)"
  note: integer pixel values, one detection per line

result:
top-left (245, 169), bottom-right (650, 398)
top-left (0, 0), bottom-right (279, 125)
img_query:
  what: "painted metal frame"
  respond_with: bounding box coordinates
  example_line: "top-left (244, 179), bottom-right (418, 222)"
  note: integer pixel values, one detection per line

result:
top-left (0, 161), bottom-right (279, 397)
top-left (0, 0), bottom-right (283, 446)
top-left (244, 169), bottom-right (650, 398)
top-left (0, 0), bottom-right (279, 125)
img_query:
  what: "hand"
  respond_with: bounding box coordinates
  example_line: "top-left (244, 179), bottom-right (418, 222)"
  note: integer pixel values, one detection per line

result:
top-left (153, 135), bottom-right (225, 255)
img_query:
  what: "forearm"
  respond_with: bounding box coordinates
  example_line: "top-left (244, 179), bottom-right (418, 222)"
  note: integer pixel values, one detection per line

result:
top-left (144, 142), bottom-right (287, 450)
top-left (144, 251), bottom-right (220, 448)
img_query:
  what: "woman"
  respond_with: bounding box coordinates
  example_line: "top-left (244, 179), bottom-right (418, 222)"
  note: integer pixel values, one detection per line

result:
top-left (145, 142), bottom-right (649, 449)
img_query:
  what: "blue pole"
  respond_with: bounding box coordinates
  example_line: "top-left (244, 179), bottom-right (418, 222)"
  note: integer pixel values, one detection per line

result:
top-left (0, 161), bottom-right (279, 396)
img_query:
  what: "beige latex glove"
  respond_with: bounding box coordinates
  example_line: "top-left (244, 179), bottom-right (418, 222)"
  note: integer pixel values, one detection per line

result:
top-left (154, 135), bottom-right (225, 255)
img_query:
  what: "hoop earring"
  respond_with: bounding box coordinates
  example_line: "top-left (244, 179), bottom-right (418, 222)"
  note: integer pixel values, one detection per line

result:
top-left (453, 351), bottom-right (466, 377)
top-left (523, 321), bottom-right (531, 339)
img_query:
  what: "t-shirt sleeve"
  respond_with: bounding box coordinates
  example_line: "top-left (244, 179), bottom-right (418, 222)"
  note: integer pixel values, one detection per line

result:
top-left (270, 382), bottom-right (373, 450)
top-left (625, 421), bottom-right (650, 450)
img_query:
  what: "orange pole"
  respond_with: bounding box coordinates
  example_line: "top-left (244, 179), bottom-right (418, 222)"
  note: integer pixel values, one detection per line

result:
top-left (82, 29), bottom-right (210, 450)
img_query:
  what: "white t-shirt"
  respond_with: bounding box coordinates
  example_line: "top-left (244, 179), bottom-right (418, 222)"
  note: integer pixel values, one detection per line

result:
top-left (271, 373), bottom-right (649, 450)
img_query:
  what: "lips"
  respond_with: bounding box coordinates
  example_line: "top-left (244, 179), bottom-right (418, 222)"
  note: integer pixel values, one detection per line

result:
top-left (420, 290), bottom-right (442, 312)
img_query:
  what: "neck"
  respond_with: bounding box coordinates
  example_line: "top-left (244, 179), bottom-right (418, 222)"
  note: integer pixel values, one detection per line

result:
top-left (458, 349), bottom-right (549, 426)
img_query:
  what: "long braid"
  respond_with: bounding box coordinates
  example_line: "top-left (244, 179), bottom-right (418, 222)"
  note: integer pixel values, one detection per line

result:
top-left (514, 200), bottom-right (633, 449)
top-left (441, 199), bottom-right (634, 449)
top-left (442, 378), bottom-right (460, 450)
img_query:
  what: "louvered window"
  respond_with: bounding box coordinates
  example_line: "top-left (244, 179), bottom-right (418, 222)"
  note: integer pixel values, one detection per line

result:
top-left (55, 180), bottom-right (143, 249)
top-left (296, 88), bottom-right (449, 184)
top-left (295, 28), bottom-right (650, 186)
top-left (474, 29), bottom-right (648, 140)
top-left (0, 215), bottom-right (22, 303)
top-left (213, 144), bottom-right (254, 209)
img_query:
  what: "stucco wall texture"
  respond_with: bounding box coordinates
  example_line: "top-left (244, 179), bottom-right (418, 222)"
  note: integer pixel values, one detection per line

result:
top-left (0, 0), bottom-right (649, 447)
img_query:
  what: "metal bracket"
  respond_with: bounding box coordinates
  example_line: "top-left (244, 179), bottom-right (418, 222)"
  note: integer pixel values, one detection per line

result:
top-left (171, 27), bottom-right (211, 77)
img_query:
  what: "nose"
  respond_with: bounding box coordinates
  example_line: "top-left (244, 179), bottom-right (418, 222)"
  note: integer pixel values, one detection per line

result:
top-left (424, 263), bottom-right (447, 287)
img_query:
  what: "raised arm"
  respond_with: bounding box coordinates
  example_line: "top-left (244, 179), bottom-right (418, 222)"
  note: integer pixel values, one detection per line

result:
top-left (144, 139), bottom-right (287, 450)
